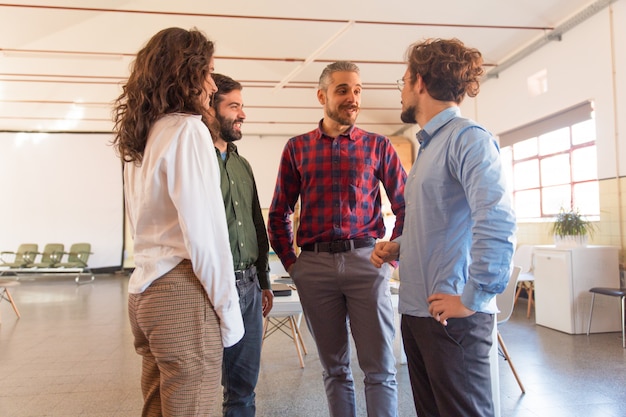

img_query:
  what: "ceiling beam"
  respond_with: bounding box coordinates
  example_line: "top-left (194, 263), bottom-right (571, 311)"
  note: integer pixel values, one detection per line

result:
top-left (274, 20), bottom-right (355, 90)
top-left (0, 3), bottom-right (554, 31)
top-left (486, 0), bottom-right (618, 79)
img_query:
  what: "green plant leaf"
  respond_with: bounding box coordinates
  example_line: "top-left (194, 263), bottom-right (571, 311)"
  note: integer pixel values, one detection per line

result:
top-left (550, 207), bottom-right (595, 238)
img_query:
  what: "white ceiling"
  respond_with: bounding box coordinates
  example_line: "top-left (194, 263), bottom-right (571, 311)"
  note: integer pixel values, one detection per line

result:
top-left (0, 0), bottom-right (611, 137)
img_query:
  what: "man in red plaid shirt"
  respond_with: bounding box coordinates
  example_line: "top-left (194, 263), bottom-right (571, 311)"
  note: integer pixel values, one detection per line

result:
top-left (268, 61), bottom-right (406, 417)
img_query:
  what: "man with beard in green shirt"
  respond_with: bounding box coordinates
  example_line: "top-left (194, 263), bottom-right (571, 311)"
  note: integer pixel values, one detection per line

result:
top-left (211, 73), bottom-right (273, 417)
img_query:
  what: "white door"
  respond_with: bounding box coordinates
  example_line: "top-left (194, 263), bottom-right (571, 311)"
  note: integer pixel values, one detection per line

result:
top-left (534, 249), bottom-right (575, 333)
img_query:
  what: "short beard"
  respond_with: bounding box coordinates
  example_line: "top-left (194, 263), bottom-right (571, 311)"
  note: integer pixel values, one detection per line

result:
top-left (327, 104), bottom-right (358, 126)
top-left (217, 114), bottom-right (243, 142)
top-left (400, 105), bottom-right (417, 124)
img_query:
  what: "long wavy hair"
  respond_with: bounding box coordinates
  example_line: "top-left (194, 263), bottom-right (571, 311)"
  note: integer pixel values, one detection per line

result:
top-left (112, 27), bottom-right (215, 163)
top-left (405, 38), bottom-right (484, 104)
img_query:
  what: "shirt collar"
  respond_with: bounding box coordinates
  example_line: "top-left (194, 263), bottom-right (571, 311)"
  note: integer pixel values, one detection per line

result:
top-left (227, 142), bottom-right (239, 154)
top-left (214, 142), bottom-right (239, 159)
top-left (416, 106), bottom-right (461, 145)
top-left (317, 119), bottom-right (357, 141)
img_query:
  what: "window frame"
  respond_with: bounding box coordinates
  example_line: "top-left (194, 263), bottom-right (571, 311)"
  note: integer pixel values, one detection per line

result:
top-left (499, 101), bottom-right (599, 221)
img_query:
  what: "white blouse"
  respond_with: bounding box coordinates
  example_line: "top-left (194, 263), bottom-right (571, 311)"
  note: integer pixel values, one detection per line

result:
top-left (124, 113), bottom-right (244, 347)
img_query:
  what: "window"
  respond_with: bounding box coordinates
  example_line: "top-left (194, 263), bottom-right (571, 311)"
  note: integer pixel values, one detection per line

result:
top-left (499, 102), bottom-right (599, 221)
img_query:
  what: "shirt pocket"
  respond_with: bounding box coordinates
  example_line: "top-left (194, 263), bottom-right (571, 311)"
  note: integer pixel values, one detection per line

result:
top-left (352, 157), bottom-right (376, 187)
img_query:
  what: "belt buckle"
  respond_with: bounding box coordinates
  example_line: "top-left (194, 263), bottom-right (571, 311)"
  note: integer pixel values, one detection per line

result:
top-left (328, 241), bottom-right (348, 253)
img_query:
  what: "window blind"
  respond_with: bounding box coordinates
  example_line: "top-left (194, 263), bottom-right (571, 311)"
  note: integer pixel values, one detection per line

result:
top-left (498, 101), bottom-right (593, 148)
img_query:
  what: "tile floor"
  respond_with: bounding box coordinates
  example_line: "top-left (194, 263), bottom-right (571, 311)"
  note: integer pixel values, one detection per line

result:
top-left (0, 273), bottom-right (625, 416)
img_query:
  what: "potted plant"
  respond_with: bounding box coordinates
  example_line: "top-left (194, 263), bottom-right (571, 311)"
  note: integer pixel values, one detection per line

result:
top-left (550, 207), bottom-right (595, 248)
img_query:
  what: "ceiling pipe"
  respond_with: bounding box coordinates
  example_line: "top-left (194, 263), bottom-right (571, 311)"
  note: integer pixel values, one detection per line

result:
top-left (486, 0), bottom-right (619, 80)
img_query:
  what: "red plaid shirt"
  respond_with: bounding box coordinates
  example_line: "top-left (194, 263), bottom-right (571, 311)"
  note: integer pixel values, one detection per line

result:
top-left (268, 121), bottom-right (406, 270)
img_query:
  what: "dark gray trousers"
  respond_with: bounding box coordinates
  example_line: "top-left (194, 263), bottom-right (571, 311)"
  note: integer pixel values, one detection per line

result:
top-left (401, 313), bottom-right (495, 417)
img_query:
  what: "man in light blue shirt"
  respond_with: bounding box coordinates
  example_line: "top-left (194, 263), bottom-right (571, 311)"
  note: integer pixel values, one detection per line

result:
top-left (371, 38), bottom-right (516, 417)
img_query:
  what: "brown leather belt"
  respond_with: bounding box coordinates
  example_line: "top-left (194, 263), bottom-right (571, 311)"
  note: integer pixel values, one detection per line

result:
top-left (301, 238), bottom-right (375, 253)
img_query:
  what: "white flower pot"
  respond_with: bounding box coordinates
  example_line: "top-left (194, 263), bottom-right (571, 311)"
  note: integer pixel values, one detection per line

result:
top-left (554, 235), bottom-right (588, 248)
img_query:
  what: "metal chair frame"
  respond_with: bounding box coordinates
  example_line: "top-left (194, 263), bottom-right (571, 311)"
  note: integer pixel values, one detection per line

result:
top-left (586, 287), bottom-right (626, 349)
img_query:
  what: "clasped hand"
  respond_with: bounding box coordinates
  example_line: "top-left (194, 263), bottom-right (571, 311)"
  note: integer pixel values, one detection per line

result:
top-left (370, 241), bottom-right (400, 268)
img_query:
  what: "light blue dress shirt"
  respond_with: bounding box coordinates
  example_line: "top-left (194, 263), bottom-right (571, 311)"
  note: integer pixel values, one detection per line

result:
top-left (396, 106), bottom-right (516, 316)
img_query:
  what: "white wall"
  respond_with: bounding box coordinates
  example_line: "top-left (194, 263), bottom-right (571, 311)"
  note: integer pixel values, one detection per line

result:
top-left (234, 134), bottom-right (291, 208)
top-left (611, 0), bottom-right (626, 178)
top-left (0, 133), bottom-right (124, 269)
top-left (474, 3), bottom-right (625, 180)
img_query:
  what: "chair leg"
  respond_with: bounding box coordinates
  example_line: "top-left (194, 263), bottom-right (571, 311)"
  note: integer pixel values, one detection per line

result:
top-left (1, 287), bottom-right (21, 319)
top-left (622, 296), bottom-right (626, 349)
top-left (291, 314), bottom-right (308, 355)
top-left (587, 293), bottom-right (596, 336)
top-left (288, 316), bottom-right (305, 368)
top-left (526, 285), bottom-right (534, 319)
top-left (497, 331), bottom-right (525, 393)
top-left (264, 316), bottom-right (308, 367)
top-left (514, 283), bottom-right (522, 306)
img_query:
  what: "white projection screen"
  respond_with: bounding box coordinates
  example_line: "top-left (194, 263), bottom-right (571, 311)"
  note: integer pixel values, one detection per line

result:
top-left (0, 132), bottom-right (124, 270)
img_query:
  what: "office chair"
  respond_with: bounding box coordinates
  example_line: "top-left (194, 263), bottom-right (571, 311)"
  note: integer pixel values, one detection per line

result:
top-left (30, 243), bottom-right (65, 268)
top-left (586, 287), bottom-right (626, 348)
top-left (496, 265), bottom-right (525, 393)
top-left (513, 245), bottom-right (535, 318)
top-left (1, 243), bottom-right (38, 268)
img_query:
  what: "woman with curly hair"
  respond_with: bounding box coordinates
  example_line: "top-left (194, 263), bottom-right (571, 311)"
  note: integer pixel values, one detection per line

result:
top-left (112, 27), bottom-right (244, 417)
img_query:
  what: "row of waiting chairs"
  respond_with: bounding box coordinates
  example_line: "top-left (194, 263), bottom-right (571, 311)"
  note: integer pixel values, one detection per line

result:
top-left (1, 242), bottom-right (92, 270)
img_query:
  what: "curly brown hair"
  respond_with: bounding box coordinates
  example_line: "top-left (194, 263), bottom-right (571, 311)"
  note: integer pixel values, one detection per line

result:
top-left (112, 27), bottom-right (215, 163)
top-left (405, 38), bottom-right (484, 104)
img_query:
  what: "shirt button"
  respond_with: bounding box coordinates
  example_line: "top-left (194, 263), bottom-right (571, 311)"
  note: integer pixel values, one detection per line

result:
top-left (240, 243), bottom-right (244, 247)
top-left (231, 180), bottom-right (235, 184)
top-left (235, 201), bottom-right (239, 206)
top-left (238, 221), bottom-right (242, 226)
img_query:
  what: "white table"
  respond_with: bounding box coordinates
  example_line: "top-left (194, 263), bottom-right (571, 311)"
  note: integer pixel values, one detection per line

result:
top-left (264, 278), bottom-right (308, 368)
top-left (390, 293), bottom-right (407, 365)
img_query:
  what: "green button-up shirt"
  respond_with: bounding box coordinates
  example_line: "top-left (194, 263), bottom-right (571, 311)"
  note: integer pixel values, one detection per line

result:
top-left (216, 143), bottom-right (270, 289)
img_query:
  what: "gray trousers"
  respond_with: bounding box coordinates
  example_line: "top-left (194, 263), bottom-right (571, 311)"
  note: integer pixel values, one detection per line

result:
top-left (291, 247), bottom-right (398, 417)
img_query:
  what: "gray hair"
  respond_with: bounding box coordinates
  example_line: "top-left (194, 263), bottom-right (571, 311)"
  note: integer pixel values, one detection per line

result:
top-left (318, 61), bottom-right (360, 90)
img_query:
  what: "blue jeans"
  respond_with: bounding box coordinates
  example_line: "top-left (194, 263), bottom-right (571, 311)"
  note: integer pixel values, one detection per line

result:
top-left (222, 275), bottom-right (263, 417)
